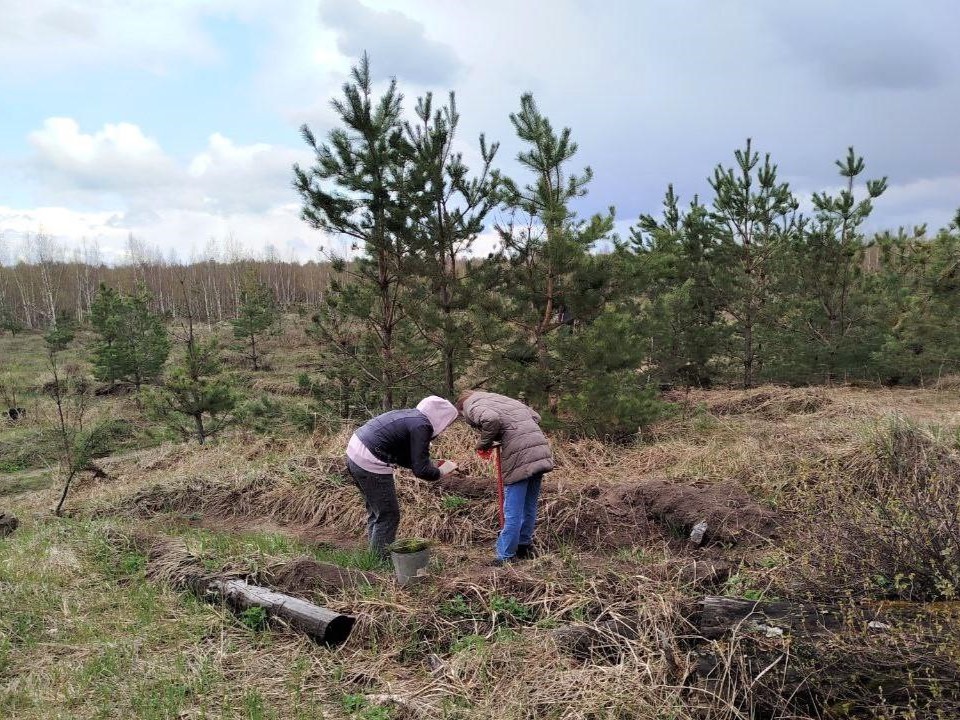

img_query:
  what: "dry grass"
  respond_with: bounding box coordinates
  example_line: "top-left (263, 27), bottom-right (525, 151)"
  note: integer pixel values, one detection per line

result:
top-left (5, 384), bottom-right (960, 718)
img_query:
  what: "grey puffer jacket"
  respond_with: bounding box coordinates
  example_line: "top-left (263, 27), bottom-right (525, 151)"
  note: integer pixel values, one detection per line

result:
top-left (462, 391), bottom-right (554, 485)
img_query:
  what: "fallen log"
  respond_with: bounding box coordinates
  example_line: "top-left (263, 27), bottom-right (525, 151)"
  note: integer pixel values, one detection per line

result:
top-left (696, 595), bottom-right (847, 639)
top-left (210, 578), bottom-right (355, 646)
top-left (116, 531), bottom-right (358, 645)
top-left (691, 596), bottom-right (960, 717)
top-left (0, 512), bottom-right (19, 537)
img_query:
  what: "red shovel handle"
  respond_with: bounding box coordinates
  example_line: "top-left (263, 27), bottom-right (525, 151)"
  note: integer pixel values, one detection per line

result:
top-left (495, 446), bottom-right (505, 530)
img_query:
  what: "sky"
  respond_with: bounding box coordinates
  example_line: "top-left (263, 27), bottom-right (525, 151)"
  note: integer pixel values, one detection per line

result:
top-left (1, 0), bottom-right (959, 264)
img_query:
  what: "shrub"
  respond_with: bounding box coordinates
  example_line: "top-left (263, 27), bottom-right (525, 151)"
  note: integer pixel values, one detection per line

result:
top-left (801, 417), bottom-right (960, 600)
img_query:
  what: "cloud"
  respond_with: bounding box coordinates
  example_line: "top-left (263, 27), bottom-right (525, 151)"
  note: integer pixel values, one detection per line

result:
top-left (25, 117), bottom-right (309, 214)
top-left (766, 2), bottom-right (947, 91)
top-left (0, 1), bottom-right (231, 78)
top-left (28, 118), bottom-right (178, 192)
top-left (4, 0), bottom-right (960, 265)
top-left (3, 116), bottom-right (324, 263)
top-left (0, 202), bottom-right (328, 265)
top-left (318, 0), bottom-right (463, 85)
top-left (184, 133), bottom-right (307, 213)
top-left (869, 175), bottom-right (960, 233)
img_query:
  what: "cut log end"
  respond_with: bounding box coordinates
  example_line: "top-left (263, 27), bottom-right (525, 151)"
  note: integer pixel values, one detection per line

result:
top-left (321, 614), bottom-right (356, 645)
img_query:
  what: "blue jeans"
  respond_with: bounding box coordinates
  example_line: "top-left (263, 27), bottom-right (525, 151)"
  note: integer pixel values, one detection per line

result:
top-left (496, 473), bottom-right (543, 560)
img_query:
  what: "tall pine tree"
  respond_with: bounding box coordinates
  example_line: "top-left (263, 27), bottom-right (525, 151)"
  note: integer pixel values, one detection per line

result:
top-left (870, 214), bottom-right (960, 384)
top-left (709, 139), bottom-right (801, 388)
top-left (487, 93), bottom-right (615, 413)
top-left (294, 54), bottom-right (421, 412)
top-left (404, 92), bottom-right (501, 399)
top-left (90, 284), bottom-right (169, 392)
top-left (631, 186), bottom-right (726, 386)
top-left (777, 149), bottom-right (887, 382)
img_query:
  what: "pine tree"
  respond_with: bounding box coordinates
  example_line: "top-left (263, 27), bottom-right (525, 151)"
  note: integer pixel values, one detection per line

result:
top-left (90, 284), bottom-right (169, 392)
top-left (489, 93), bottom-right (615, 413)
top-left (553, 284), bottom-right (662, 436)
top-left (43, 322), bottom-right (95, 515)
top-left (404, 92), bottom-right (501, 398)
top-left (778, 149), bottom-right (887, 382)
top-left (145, 287), bottom-right (237, 443)
top-left (709, 139), bottom-right (801, 388)
top-left (870, 214), bottom-right (960, 384)
top-left (632, 186), bottom-right (726, 386)
top-left (294, 54), bottom-right (419, 411)
top-left (231, 275), bottom-right (277, 371)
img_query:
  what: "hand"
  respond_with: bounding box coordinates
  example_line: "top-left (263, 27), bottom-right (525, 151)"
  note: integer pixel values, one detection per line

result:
top-left (438, 460), bottom-right (458, 476)
top-left (476, 448), bottom-right (494, 460)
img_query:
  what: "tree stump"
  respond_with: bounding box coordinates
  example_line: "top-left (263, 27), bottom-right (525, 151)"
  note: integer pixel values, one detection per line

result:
top-left (0, 512), bottom-right (19, 537)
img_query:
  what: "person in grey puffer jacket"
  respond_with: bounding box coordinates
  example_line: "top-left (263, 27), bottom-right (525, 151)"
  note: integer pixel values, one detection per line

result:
top-left (456, 390), bottom-right (554, 564)
top-left (346, 396), bottom-right (459, 557)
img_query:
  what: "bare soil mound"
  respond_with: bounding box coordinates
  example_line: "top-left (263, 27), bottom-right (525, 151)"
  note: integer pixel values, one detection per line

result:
top-left (705, 387), bottom-right (830, 419)
top-left (439, 475), bottom-right (776, 546)
top-left (102, 454), bottom-right (775, 551)
top-left (629, 479), bottom-right (777, 544)
top-left (266, 556), bottom-right (378, 594)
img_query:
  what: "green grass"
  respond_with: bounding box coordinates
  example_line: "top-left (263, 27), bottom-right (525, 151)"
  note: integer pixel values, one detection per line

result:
top-left (440, 494), bottom-right (469, 511)
top-left (0, 321), bottom-right (315, 480)
top-left (0, 516), bottom-right (347, 719)
top-left (722, 571), bottom-right (768, 601)
top-left (169, 526), bottom-right (386, 572)
top-left (0, 468), bottom-right (55, 497)
top-left (341, 693), bottom-right (394, 720)
top-left (0, 426), bottom-right (57, 474)
top-left (489, 594), bottom-right (533, 622)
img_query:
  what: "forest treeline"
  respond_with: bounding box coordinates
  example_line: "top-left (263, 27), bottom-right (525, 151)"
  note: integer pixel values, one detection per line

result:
top-left (3, 55), bottom-right (959, 435)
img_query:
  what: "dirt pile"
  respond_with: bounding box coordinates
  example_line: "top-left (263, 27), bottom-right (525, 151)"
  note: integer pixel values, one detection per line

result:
top-left (704, 387), bottom-right (830, 419)
top-left (630, 479), bottom-right (777, 544)
top-left (100, 439), bottom-right (775, 552)
top-left (266, 556), bottom-right (378, 594)
top-left (435, 473), bottom-right (505, 499)
top-left (438, 474), bottom-right (776, 547)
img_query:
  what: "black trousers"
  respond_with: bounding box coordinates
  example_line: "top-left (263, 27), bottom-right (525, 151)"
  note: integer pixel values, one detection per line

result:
top-left (346, 458), bottom-right (399, 557)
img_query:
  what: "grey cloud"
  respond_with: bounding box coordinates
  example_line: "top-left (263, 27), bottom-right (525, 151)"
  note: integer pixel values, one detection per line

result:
top-left (766, 2), bottom-right (947, 91)
top-left (318, 0), bottom-right (463, 85)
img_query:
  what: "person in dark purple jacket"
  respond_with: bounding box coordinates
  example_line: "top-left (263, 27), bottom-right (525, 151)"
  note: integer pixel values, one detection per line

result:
top-left (345, 396), bottom-right (458, 557)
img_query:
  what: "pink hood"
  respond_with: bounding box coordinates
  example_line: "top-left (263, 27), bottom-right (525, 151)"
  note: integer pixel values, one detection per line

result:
top-left (416, 396), bottom-right (458, 437)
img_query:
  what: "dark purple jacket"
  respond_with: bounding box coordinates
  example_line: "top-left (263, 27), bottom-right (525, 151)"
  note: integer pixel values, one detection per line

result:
top-left (354, 409), bottom-right (440, 480)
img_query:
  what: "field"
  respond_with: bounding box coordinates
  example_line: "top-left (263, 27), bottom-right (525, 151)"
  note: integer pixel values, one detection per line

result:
top-left (2, 324), bottom-right (960, 719)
